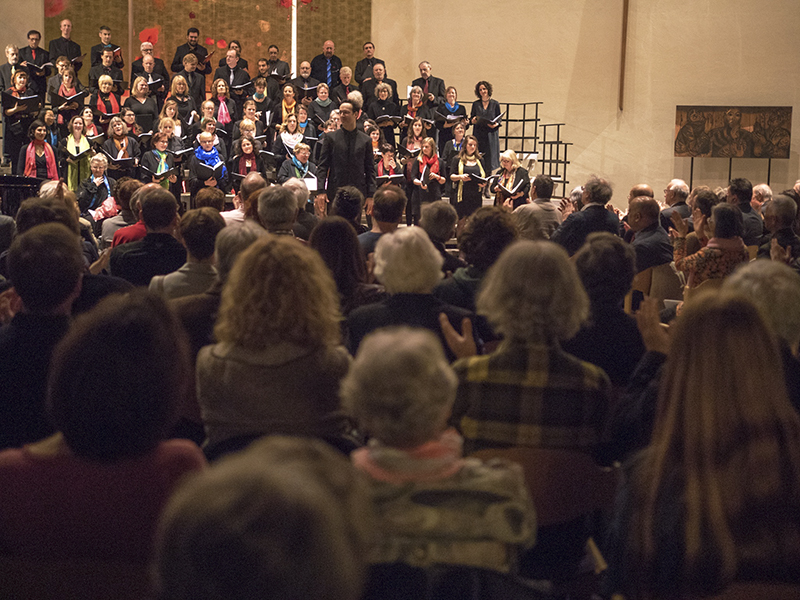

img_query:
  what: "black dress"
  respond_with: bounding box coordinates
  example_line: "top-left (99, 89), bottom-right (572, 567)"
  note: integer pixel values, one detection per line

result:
top-left (492, 167), bottom-right (530, 209)
top-left (123, 96), bottom-right (159, 133)
top-left (409, 157), bottom-right (444, 221)
top-left (102, 136), bottom-right (141, 180)
top-left (367, 98), bottom-right (400, 149)
top-left (470, 98), bottom-right (501, 171)
top-left (450, 157), bottom-right (484, 219)
top-left (435, 103), bottom-right (468, 148)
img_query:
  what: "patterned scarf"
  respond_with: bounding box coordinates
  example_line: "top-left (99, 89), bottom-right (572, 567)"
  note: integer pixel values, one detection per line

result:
top-left (216, 97), bottom-right (231, 125)
top-left (281, 99), bottom-right (297, 123)
top-left (153, 149), bottom-right (169, 189)
top-left (291, 154), bottom-right (309, 178)
top-left (456, 155), bottom-right (485, 205)
top-left (66, 133), bottom-right (91, 192)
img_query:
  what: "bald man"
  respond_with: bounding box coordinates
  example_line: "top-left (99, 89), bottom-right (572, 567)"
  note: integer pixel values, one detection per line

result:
top-left (292, 61), bottom-right (320, 106)
top-left (628, 183), bottom-right (654, 202)
top-left (627, 196), bottom-right (674, 273)
top-left (310, 40), bottom-right (341, 88)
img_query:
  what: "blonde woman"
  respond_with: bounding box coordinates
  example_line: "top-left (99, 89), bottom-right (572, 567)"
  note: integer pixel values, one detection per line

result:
top-left (492, 149), bottom-right (530, 210)
top-left (449, 134), bottom-right (486, 220)
top-left (196, 232), bottom-right (350, 455)
top-left (123, 76), bottom-right (158, 132)
top-left (58, 114), bottom-right (92, 191)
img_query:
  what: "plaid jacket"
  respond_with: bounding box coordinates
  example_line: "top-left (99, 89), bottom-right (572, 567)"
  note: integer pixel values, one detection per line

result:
top-left (450, 340), bottom-right (612, 456)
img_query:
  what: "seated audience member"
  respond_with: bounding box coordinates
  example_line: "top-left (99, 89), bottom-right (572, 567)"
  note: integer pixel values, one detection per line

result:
top-left (447, 240), bottom-right (611, 456)
top-left (728, 177), bottom-right (763, 246)
top-left (277, 141), bottom-right (317, 184)
top-left (110, 181), bottom-right (148, 248)
top-left (342, 327), bottom-right (535, 574)
top-left (0, 292), bottom-right (206, 561)
top-left (551, 176), bottom-right (620, 256)
top-left (149, 207), bottom-right (225, 299)
top-left (0, 223), bottom-right (83, 451)
top-left (683, 187), bottom-right (719, 255)
top-left (194, 186), bottom-right (225, 212)
top-left (222, 171), bottom-right (265, 225)
top-left (757, 194), bottom-right (800, 265)
top-left (347, 227), bottom-right (474, 362)
top-left (626, 195), bottom-right (674, 273)
top-left (309, 216), bottom-right (387, 317)
top-left (284, 177), bottom-right (318, 240)
top-left (513, 205), bottom-right (547, 241)
top-left (257, 185), bottom-right (300, 236)
top-left (109, 184), bottom-right (186, 286)
top-left (751, 182), bottom-right (772, 215)
top-left (512, 174), bottom-right (562, 239)
top-left (76, 153), bottom-right (116, 226)
top-left (419, 200), bottom-right (466, 275)
top-left (605, 291), bottom-right (800, 600)
top-left (155, 436), bottom-right (372, 600)
top-left (196, 236), bottom-right (351, 454)
top-left (659, 178), bottom-right (691, 227)
top-left (562, 232), bottom-right (645, 390)
top-left (672, 202), bottom-right (749, 289)
top-left (358, 184), bottom-right (407, 255)
top-left (330, 185), bottom-right (367, 234)
top-left (433, 206), bottom-right (518, 317)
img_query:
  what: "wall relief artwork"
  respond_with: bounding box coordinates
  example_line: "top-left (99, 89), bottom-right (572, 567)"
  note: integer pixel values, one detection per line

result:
top-left (674, 105), bottom-right (791, 159)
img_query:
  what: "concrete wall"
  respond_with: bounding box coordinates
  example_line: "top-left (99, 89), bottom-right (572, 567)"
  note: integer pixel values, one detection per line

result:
top-left (373, 0), bottom-right (800, 205)
top-left (0, 1), bottom-right (44, 59)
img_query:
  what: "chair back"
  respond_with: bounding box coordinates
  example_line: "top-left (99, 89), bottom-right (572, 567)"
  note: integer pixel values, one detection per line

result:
top-left (624, 267), bottom-right (653, 314)
top-left (649, 262), bottom-right (684, 308)
top-left (683, 276), bottom-right (724, 302)
top-left (747, 245), bottom-right (758, 261)
top-left (470, 447), bottom-right (617, 528)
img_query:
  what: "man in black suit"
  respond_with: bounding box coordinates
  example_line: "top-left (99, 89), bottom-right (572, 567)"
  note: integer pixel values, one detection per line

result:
top-left (627, 196), bottom-right (674, 273)
top-left (214, 49), bottom-right (251, 113)
top-left (412, 61), bottom-right (445, 109)
top-left (551, 177), bottom-right (621, 256)
top-left (660, 178), bottom-right (691, 228)
top-left (48, 19), bottom-right (82, 75)
top-left (130, 41), bottom-right (167, 85)
top-left (354, 41), bottom-right (384, 86)
top-left (171, 28), bottom-right (212, 76)
top-left (316, 101), bottom-right (376, 216)
top-left (330, 66), bottom-right (358, 106)
top-left (292, 61), bottom-right (319, 108)
top-left (360, 63), bottom-right (398, 112)
top-left (135, 54), bottom-right (168, 110)
top-left (88, 48), bottom-right (123, 93)
top-left (310, 40), bottom-right (341, 89)
top-left (90, 25), bottom-right (124, 69)
top-left (19, 31), bottom-right (49, 101)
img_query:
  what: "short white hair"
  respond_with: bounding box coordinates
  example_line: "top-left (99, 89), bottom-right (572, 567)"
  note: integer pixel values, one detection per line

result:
top-left (753, 183), bottom-right (773, 202)
top-left (341, 327), bottom-right (457, 447)
top-left (724, 260), bottom-right (800, 349)
top-left (373, 227), bottom-right (443, 294)
top-left (283, 177), bottom-right (310, 210)
top-left (90, 153), bottom-right (108, 167)
top-left (477, 240), bottom-right (589, 342)
top-left (669, 178), bottom-right (689, 200)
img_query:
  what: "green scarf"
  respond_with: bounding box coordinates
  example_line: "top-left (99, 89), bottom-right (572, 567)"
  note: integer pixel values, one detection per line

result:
top-left (66, 134), bottom-right (91, 192)
top-left (456, 156), bottom-right (485, 204)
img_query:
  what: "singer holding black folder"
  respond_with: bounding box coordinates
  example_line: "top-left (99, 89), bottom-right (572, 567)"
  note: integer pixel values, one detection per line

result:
top-left (18, 120), bottom-right (59, 180)
top-left (4, 70), bottom-right (40, 174)
top-left (470, 80), bottom-right (501, 171)
top-left (449, 135), bottom-right (486, 221)
top-left (102, 116), bottom-right (141, 180)
top-left (367, 82), bottom-right (399, 149)
top-left (492, 149), bottom-right (530, 210)
top-left (124, 77), bottom-right (158, 134)
top-left (409, 137), bottom-right (446, 226)
top-left (140, 132), bottom-right (178, 190)
top-left (51, 67), bottom-right (84, 137)
top-left (189, 131), bottom-right (229, 198)
top-left (58, 114), bottom-right (92, 191)
top-left (90, 75), bottom-right (121, 133)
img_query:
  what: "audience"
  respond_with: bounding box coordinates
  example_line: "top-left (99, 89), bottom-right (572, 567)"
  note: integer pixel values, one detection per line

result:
top-left (342, 327), bottom-right (536, 573)
top-left (196, 235), bottom-right (351, 456)
top-left (109, 184), bottom-right (185, 286)
top-left (552, 176), bottom-right (620, 255)
top-left (284, 177), bottom-right (319, 240)
top-left (156, 436), bottom-right (373, 600)
top-left (149, 207), bottom-right (225, 299)
top-left (626, 196), bottom-right (673, 272)
top-left (357, 184), bottom-right (406, 255)
top-left (727, 177), bottom-right (763, 246)
top-left (347, 227), bottom-right (474, 362)
top-left (513, 173), bottom-right (561, 239)
top-left (418, 200), bottom-right (466, 274)
top-left (0, 291), bottom-right (206, 561)
top-left (257, 185), bottom-right (300, 236)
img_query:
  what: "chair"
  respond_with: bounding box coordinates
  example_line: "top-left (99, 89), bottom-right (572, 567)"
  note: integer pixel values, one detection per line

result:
top-left (469, 447), bottom-right (617, 528)
top-left (648, 262), bottom-right (684, 309)
top-left (747, 245), bottom-right (759, 261)
top-left (683, 276), bottom-right (724, 302)
top-left (0, 555), bottom-right (153, 600)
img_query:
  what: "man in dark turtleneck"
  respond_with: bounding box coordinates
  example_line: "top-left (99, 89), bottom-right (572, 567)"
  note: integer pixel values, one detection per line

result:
top-left (316, 101), bottom-right (376, 217)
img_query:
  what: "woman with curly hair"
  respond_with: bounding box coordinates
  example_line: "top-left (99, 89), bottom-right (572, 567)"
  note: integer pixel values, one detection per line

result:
top-left (470, 80), bottom-right (501, 171)
top-left (196, 234), bottom-right (351, 455)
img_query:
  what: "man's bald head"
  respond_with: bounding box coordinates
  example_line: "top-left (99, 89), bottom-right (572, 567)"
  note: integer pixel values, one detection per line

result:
top-left (628, 184), bottom-right (654, 203)
top-left (628, 196), bottom-right (660, 232)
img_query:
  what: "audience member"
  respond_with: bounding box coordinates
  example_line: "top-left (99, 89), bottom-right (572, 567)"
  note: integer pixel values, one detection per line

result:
top-left (513, 174), bottom-right (561, 239)
top-left (331, 185), bottom-right (367, 234)
top-left (347, 227), bottom-right (474, 362)
top-left (727, 177), bottom-right (763, 246)
top-left (342, 327), bottom-right (536, 573)
top-left (627, 196), bottom-right (674, 272)
top-left (757, 194), bottom-right (800, 264)
top-left (357, 184), bottom-right (406, 255)
top-left (156, 436), bottom-right (372, 600)
top-left (284, 177), bottom-right (319, 240)
top-left (552, 176), bottom-right (620, 255)
top-left (419, 200), bottom-right (466, 274)
top-left (0, 291), bottom-right (206, 561)
top-left (257, 185), bottom-right (300, 236)
top-left (149, 207), bottom-right (225, 299)
top-left (109, 184), bottom-right (185, 286)
top-left (196, 236), bottom-right (351, 455)
top-left (194, 187), bottom-right (225, 212)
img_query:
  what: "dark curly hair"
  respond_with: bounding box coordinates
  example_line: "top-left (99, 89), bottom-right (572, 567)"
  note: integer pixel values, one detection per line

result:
top-left (458, 206), bottom-right (518, 270)
top-left (474, 81), bottom-right (493, 98)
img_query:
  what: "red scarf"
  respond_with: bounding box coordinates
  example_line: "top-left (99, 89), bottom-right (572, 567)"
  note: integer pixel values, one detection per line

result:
top-left (377, 161), bottom-right (396, 176)
top-left (25, 140), bottom-right (58, 179)
top-left (217, 97), bottom-right (231, 125)
top-left (419, 153), bottom-right (439, 174)
top-left (238, 152), bottom-right (257, 175)
top-left (96, 93), bottom-right (119, 115)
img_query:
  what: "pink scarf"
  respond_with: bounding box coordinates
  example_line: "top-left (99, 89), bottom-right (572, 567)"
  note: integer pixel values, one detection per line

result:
top-left (216, 97), bottom-right (231, 125)
top-left (351, 428), bottom-right (465, 484)
top-left (25, 140), bottom-right (58, 180)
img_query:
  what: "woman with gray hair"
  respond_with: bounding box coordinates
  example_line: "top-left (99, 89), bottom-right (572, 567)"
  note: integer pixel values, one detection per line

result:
top-left (346, 227), bottom-right (475, 361)
top-left (446, 240), bottom-right (612, 456)
top-left (342, 327), bottom-right (536, 575)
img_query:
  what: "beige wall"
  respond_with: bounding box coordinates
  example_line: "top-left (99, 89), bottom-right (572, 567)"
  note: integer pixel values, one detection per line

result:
top-left (373, 0), bottom-right (800, 205)
top-left (0, 1), bottom-right (44, 59)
